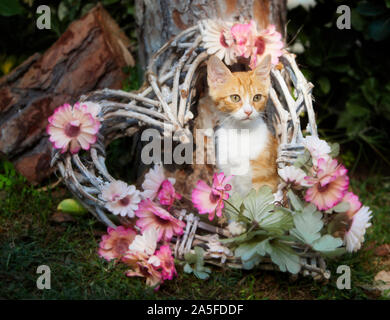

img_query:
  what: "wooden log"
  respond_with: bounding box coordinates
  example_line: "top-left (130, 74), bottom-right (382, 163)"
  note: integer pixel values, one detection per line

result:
top-left (0, 4), bottom-right (134, 183)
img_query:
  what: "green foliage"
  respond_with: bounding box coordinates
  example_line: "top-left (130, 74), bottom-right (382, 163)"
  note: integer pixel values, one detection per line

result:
top-left (288, 1), bottom-right (390, 170)
top-left (183, 247), bottom-right (211, 280)
top-left (0, 161), bottom-right (25, 190)
top-left (288, 193), bottom-right (345, 257)
top-left (0, 0), bottom-right (24, 17)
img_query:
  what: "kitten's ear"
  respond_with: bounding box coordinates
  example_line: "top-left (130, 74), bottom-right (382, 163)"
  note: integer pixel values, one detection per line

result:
top-left (254, 54), bottom-right (272, 78)
top-left (207, 56), bottom-right (232, 86)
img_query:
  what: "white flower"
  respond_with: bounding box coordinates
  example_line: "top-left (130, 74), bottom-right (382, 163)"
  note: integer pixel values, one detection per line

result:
top-left (227, 221), bottom-right (246, 236)
top-left (278, 166), bottom-right (310, 187)
top-left (129, 228), bottom-right (159, 256)
top-left (344, 206), bottom-right (372, 252)
top-left (79, 101), bottom-right (101, 119)
top-left (147, 255), bottom-right (161, 267)
top-left (101, 180), bottom-right (141, 217)
top-left (141, 164), bottom-right (175, 200)
top-left (200, 19), bottom-right (236, 65)
top-left (302, 135), bottom-right (331, 161)
top-left (287, 0), bottom-right (317, 11)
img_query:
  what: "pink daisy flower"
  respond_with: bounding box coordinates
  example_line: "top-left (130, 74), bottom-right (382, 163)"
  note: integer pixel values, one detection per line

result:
top-left (98, 226), bottom-right (136, 261)
top-left (153, 245), bottom-right (177, 280)
top-left (101, 181), bottom-right (141, 217)
top-left (135, 199), bottom-right (186, 242)
top-left (302, 135), bottom-right (331, 161)
top-left (342, 191), bottom-right (362, 218)
top-left (191, 173), bottom-right (232, 221)
top-left (141, 164), bottom-right (176, 200)
top-left (230, 20), bottom-right (257, 58)
top-left (304, 158), bottom-right (349, 211)
top-left (249, 24), bottom-right (283, 69)
top-left (47, 103), bottom-right (100, 154)
top-left (278, 165), bottom-right (310, 188)
top-left (157, 180), bottom-right (182, 208)
top-left (78, 101), bottom-right (101, 119)
top-left (344, 206), bottom-right (372, 252)
top-left (124, 252), bottom-right (163, 288)
top-left (200, 19), bottom-right (236, 65)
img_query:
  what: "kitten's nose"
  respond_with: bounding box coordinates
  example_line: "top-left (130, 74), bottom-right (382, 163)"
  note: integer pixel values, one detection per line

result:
top-left (244, 110), bottom-right (253, 116)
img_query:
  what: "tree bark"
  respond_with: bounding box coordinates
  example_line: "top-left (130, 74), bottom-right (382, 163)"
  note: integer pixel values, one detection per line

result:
top-left (135, 0), bottom-right (287, 198)
top-left (0, 4), bottom-right (134, 183)
top-left (135, 0), bottom-right (287, 70)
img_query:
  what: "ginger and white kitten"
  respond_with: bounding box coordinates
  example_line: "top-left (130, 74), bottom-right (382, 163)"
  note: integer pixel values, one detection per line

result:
top-left (196, 55), bottom-right (278, 196)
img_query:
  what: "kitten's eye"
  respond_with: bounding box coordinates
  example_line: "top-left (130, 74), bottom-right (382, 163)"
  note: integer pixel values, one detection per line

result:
top-left (230, 95), bottom-right (241, 103)
top-left (253, 94), bottom-right (262, 102)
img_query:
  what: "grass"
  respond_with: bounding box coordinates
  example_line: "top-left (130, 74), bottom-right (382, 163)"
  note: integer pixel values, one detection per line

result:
top-left (0, 166), bottom-right (389, 300)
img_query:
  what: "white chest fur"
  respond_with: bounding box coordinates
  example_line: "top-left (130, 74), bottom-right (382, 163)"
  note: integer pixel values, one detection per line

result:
top-left (215, 118), bottom-right (269, 196)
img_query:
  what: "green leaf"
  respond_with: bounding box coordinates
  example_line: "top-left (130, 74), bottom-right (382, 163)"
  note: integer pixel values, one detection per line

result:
top-left (235, 238), bottom-right (270, 260)
top-left (242, 255), bottom-right (262, 270)
top-left (290, 204), bottom-right (323, 244)
top-left (332, 201), bottom-right (350, 213)
top-left (184, 252), bottom-right (197, 264)
top-left (267, 241), bottom-right (301, 274)
top-left (223, 193), bottom-right (244, 221)
top-left (329, 142), bottom-right (340, 158)
top-left (183, 263), bottom-right (193, 273)
top-left (193, 270), bottom-right (210, 280)
top-left (58, 1), bottom-right (69, 21)
top-left (287, 190), bottom-right (304, 212)
top-left (220, 229), bottom-right (267, 245)
top-left (351, 9), bottom-right (366, 31)
top-left (361, 78), bottom-right (380, 106)
top-left (356, 2), bottom-right (386, 17)
top-left (57, 199), bottom-right (88, 215)
top-left (318, 77), bottom-right (331, 94)
top-left (312, 235), bottom-right (344, 257)
top-left (242, 186), bottom-right (275, 223)
top-left (235, 242), bottom-right (259, 262)
top-left (259, 207), bottom-right (294, 235)
top-left (293, 150), bottom-right (311, 168)
top-left (0, 0), bottom-right (24, 16)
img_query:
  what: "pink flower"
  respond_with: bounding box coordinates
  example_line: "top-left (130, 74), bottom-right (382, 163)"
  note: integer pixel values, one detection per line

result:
top-left (230, 20), bottom-right (257, 58)
top-left (124, 252), bottom-right (163, 288)
top-left (47, 103), bottom-right (100, 154)
top-left (344, 206), bottom-right (372, 252)
top-left (191, 173), bottom-right (232, 221)
top-left (342, 192), bottom-right (362, 218)
top-left (154, 245), bottom-right (177, 280)
top-left (141, 164), bottom-right (176, 200)
top-left (249, 24), bottom-right (283, 68)
top-left (98, 226), bottom-right (136, 261)
top-left (304, 158), bottom-right (349, 211)
top-left (200, 19), bottom-right (237, 65)
top-left (135, 199), bottom-right (186, 242)
top-left (212, 172), bottom-right (233, 191)
top-left (101, 181), bottom-right (141, 217)
top-left (157, 180), bottom-right (182, 208)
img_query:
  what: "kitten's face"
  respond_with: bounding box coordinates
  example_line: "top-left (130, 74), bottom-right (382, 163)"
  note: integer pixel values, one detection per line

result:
top-left (207, 55), bottom-right (272, 123)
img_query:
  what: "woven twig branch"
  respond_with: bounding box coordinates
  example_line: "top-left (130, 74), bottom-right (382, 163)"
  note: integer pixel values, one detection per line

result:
top-left (51, 22), bottom-right (329, 280)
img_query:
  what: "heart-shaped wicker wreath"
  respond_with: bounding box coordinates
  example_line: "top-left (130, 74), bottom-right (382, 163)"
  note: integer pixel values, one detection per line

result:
top-left (50, 21), bottom-right (343, 281)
